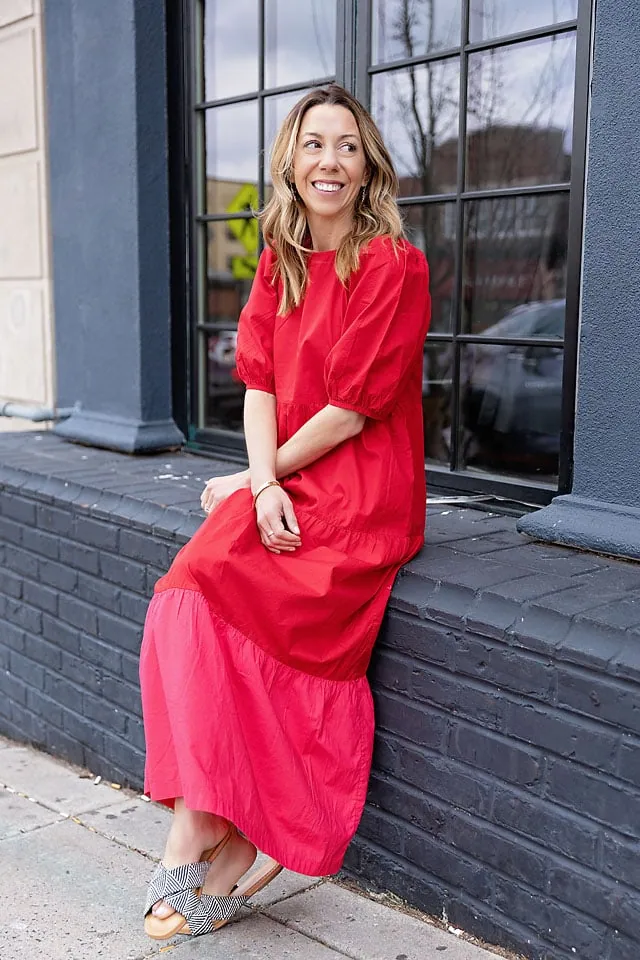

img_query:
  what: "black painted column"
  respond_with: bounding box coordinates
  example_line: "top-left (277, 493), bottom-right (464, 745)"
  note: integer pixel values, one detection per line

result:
top-left (519, 0), bottom-right (640, 559)
top-left (43, 0), bottom-right (184, 452)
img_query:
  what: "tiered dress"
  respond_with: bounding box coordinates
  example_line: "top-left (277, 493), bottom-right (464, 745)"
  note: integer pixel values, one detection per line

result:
top-left (139, 236), bottom-right (431, 877)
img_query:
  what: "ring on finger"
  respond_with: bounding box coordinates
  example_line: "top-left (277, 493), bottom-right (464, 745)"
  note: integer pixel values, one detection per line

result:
top-left (267, 531), bottom-right (275, 538)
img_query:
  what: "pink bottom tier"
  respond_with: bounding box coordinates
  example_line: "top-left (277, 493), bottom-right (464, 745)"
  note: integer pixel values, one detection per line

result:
top-left (139, 587), bottom-right (375, 876)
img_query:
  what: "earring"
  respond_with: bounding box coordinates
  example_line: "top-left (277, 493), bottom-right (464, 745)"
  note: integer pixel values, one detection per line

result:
top-left (360, 184), bottom-right (367, 205)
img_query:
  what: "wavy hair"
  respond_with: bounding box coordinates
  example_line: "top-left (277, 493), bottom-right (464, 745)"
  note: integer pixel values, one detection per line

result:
top-left (259, 84), bottom-right (404, 315)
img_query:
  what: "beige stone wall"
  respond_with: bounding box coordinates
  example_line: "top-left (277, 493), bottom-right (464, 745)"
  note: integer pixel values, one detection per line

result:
top-left (0, 0), bottom-right (53, 432)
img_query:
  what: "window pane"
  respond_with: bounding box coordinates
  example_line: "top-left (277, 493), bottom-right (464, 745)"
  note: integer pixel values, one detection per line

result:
top-left (372, 0), bottom-right (462, 64)
top-left (205, 102), bottom-right (259, 214)
top-left (204, 0), bottom-right (259, 101)
top-left (199, 222), bottom-right (256, 430)
top-left (265, 0), bottom-right (336, 89)
top-left (466, 33), bottom-right (576, 189)
top-left (423, 342), bottom-right (453, 465)
top-left (264, 89), bottom-right (312, 186)
top-left (371, 59), bottom-right (460, 197)
top-left (460, 342), bottom-right (563, 480)
top-left (469, 0), bottom-right (578, 43)
top-left (462, 193), bottom-right (569, 336)
top-left (403, 203), bottom-right (455, 334)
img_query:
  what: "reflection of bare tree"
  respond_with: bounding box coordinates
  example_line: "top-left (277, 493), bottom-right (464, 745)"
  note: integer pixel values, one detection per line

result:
top-left (379, 1), bottom-right (461, 338)
top-left (382, 0), bottom-right (459, 460)
top-left (311, 0), bottom-right (332, 76)
top-left (378, 0), bottom-right (574, 466)
top-left (464, 9), bottom-right (575, 322)
top-left (386, 2), bottom-right (457, 232)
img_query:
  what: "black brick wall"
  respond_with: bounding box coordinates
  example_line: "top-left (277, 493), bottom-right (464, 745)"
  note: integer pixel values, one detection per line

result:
top-left (346, 608), bottom-right (640, 960)
top-left (2, 442), bottom-right (640, 960)
top-left (0, 492), bottom-right (169, 780)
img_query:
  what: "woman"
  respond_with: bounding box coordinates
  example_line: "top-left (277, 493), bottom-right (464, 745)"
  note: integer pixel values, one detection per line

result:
top-left (140, 83), bottom-right (431, 940)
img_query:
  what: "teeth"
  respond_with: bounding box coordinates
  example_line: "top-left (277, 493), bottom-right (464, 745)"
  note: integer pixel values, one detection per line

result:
top-left (313, 182), bottom-right (342, 193)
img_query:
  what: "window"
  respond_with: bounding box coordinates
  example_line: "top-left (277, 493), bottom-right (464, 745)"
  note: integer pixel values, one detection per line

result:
top-left (367, 0), bottom-right (585, 499)
top-left (173, 0), bottom-right (590, 501)
top-left (180, 0), bottom-right (338, 454)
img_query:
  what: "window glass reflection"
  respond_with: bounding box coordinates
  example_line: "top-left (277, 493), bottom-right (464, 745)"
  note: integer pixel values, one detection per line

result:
top-left (264, 89), bottom-right (312, 188)
top-left (371, 59), bottom-right (460, 197)
top-left (422, 342), bottom-right (453, 465)
top-left (462, 193), bottom-right (568, 335)
top-left (466, 33), bottom-right (576, 189)
top-left (265, 0), bottom-right (336, 88)
top-left (469, 0), bottom-right (578, 44)
top-left (205, 102), bottom-right (259, 214)
top-left (200, 222), bottom-right (256, 431)
top-left (403, 204), bottom-right (455, 333)
top-left (460, 342), bottom-right (563, 479)
top-left (204, 0), bottom-right (259, 101)
top-left (372, 0), bottom-right (462, 64)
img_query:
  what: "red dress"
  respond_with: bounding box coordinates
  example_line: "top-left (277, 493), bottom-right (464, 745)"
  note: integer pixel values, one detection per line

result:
top-left (140, 236), bottom-right (431, 876)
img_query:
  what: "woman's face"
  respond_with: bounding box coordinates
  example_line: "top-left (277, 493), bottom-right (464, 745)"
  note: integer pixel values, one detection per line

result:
top-left (292, 104), bottom-right (368, 223)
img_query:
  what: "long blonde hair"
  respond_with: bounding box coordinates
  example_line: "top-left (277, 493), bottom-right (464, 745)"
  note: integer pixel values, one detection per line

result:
top-left (259, 85), bottom-right (404, 315)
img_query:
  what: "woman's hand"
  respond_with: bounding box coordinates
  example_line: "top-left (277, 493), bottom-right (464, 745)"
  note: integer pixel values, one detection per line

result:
top-left (255, 486), bottom-right (302, 554)
top-left (201, 470), bottom-right (250, 515)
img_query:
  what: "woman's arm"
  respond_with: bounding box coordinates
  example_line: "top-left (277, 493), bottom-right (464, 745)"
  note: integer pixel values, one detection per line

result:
top-left (245, 389), bottom-right (365, 484)
top-left (243, 388), bottom-right (301, 555)
top-left (242, 389), bottom-right (365, 554)
top-left (275, 403), bottom-right (365, 476)
top-left (243, 389), bottom-right (278, 493)
top-left (201, 394), bottom-right (365, 543)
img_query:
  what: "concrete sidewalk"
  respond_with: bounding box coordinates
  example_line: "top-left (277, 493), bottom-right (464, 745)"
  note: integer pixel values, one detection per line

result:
top-left (0, 736), bottom-right (508, 960)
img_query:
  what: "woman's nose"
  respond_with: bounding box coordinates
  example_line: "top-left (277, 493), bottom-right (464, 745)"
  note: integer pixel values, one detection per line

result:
top-left (319, 149), bottom-right (339, 170)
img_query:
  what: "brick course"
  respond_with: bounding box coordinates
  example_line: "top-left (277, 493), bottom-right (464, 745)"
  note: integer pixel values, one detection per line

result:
top-left (1, 433), bottom-right (640, 960)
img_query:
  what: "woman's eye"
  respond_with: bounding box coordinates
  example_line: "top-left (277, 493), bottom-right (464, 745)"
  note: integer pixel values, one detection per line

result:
top-left (340, 143), bottom-right (357, 152)
top-left (304, 140), bottom-right (321, 149)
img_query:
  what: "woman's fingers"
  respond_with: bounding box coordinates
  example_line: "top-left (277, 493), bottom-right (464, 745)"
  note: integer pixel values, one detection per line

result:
top-left (258, 515), bottom-right (300, 551)
top-left (259, 525), bottom-right (281, 553)
top-left (260, 512), bottom-right (300, 550)
top-left (261, 526), bottom-right (295, 551)
top-left (281, 499), bottom-right (300, 537)
top-left (253, 487), bottom-right (301, 554)
top-left (201, 480), bottom-right (215, 513)
top-left (272, 531), bottom-right (300, 549)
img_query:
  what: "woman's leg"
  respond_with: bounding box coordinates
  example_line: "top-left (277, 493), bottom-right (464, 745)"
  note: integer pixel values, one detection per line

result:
top-left (151, 798), bottom-right (229, 918)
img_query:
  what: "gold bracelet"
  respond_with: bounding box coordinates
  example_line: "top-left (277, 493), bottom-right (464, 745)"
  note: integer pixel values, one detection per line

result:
top-left (252, 479), bottom-right (281, 509)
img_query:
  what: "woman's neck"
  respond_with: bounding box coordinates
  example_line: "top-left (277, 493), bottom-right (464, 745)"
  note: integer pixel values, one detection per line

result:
top-left (306, 213), bottom-right (354, 252)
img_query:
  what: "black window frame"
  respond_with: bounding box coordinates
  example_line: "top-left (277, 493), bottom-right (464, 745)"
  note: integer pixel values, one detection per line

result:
top-left (167, 0), bottom-right (593, 505)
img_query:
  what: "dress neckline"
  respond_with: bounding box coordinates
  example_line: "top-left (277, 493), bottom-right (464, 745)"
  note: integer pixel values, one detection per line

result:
top-left (307, 248), bottom-right (337, 262)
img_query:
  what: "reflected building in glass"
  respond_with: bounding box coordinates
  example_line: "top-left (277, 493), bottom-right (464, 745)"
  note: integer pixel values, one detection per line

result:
top-left (367, 4), bottom-right (578, 484)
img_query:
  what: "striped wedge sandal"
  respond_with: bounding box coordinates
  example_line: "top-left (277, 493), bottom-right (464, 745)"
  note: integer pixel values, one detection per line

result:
top-left (145, 856), bottom-right (283, 939)
top-left (143, 824), bottom-right (233, 939)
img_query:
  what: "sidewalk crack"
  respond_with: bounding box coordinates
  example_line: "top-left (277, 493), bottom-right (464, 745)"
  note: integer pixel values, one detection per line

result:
top-left (248, 876), bottom-right (326, 910)
top-left (255, 912), bottom-right (360, 959)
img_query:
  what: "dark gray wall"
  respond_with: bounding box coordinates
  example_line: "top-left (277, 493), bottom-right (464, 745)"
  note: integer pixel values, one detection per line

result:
top-left (43, 0), bottom-right (183, 452)
top-left (572, 0), bottom-right (640, 508)
top-left (519, 0), bottom-right (640, 557)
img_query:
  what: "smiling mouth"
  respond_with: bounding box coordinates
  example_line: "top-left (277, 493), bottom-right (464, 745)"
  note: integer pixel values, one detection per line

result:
top-left (311, 181), bottom-right (344, 194)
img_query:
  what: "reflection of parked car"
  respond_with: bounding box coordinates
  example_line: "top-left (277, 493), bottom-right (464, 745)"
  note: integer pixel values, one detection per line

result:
top-left (463, 300), bottom-right (565, 473)
top-left (207, 328), bottom-right (245, 430)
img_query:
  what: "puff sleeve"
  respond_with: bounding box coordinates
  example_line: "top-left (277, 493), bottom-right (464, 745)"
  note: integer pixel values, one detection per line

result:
top-left (324, 242), bottom-right (431, 420)
top-left (235, 247), bottom-right (278, 394)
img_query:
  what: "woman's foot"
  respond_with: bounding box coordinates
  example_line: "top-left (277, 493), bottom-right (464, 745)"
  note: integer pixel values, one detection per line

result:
top-left (201, 827), bottom-right (257, 897)
top-left (151, 799), bottom-right (230, 919)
